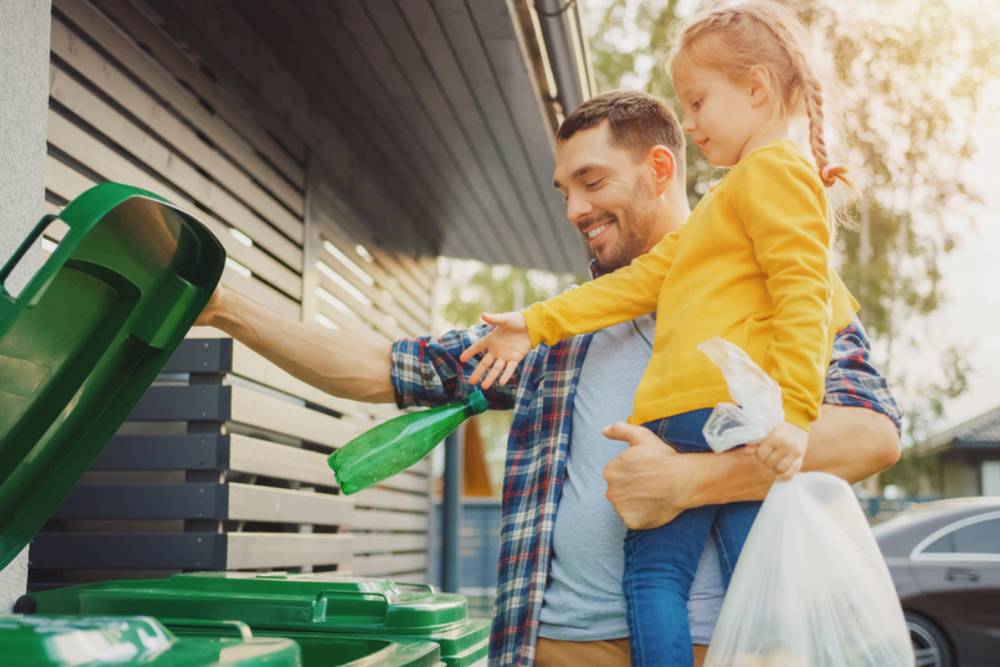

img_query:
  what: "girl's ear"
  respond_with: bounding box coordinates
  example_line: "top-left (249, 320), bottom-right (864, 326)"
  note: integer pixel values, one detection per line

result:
top-left (747, 64), bottom-right (772, 108)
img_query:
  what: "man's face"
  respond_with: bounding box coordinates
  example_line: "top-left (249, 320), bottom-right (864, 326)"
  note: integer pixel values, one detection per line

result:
top-left (552, 122), bottom-right (668, 272)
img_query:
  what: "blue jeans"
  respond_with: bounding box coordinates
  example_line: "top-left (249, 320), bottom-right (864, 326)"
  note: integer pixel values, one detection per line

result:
top-left (623, 409), bottom-right (761, 667)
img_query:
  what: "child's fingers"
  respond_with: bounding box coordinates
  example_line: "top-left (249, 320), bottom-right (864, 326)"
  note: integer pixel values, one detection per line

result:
top-left (754, 442), bottom-right (774, 464)
top-left (759, 446), bottom-right (784, 470)
top-left (773, 454), bottom-right (796, 479)
top-left (743, 444), bottom-right (758, 456)
top-left (460, 337), bottom-right (488, 363)
top-left (775, 455), bottom-right (800, 481)
top-left (468, 352), bottom-right (495, 385)
top-left (480, 357), bottom-right (506, 390)
top-left (498, 360), bottom-right (518, 386)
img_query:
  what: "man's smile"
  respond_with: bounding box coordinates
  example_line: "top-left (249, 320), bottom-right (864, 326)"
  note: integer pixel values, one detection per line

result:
top-left (580, 216), bottom-right (617, 248)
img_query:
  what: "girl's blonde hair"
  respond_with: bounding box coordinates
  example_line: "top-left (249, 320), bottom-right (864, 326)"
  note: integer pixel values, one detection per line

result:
top-left (670, 2), bottom-right (850, 192)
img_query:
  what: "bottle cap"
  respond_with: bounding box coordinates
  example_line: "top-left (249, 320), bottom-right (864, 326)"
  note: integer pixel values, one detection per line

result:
top-left (466, 388), bottom-right (489, 415)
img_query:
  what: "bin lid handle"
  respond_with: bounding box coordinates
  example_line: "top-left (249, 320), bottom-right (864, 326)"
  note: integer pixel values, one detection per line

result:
top-left (159, 617), bottom-right (253, 640)
top-left (313, 589), bottom-right (390, 625)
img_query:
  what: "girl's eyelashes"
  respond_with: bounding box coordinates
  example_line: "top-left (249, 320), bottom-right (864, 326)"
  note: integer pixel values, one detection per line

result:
top-left (691, 98), bottom-right (703, 111)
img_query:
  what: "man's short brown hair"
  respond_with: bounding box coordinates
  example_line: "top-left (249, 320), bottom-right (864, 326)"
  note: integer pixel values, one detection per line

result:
top-left (557, 90), bottom-right (685, 176)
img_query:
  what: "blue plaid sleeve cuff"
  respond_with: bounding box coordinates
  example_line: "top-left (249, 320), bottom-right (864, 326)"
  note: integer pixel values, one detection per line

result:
top-left (824, 318), bottom-right (903, 432)
top-left (390, 324), bottom-right (517, 411)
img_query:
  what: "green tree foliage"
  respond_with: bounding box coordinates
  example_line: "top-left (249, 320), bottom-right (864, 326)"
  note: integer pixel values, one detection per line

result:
top-left (585, 0), bottom-right (1000, 461)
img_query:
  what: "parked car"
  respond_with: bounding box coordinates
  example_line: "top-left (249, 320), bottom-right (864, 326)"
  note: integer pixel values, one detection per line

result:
top-left (874, 496), bottom-right (1000, 667)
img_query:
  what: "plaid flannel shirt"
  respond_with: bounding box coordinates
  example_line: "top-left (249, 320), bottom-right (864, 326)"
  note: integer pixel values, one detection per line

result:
top-left (390, 284), bottom-right (901, 667)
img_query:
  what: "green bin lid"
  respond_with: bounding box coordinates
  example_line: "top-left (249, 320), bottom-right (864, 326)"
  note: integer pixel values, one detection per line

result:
top-left (0, 614), bottom-right (300, 666)
top-left (22, 572), bottom-right (488, 665)
top-left (164, 620), bottom-right (444, 667)
top-left (0, 182), bottom-right (225, 570)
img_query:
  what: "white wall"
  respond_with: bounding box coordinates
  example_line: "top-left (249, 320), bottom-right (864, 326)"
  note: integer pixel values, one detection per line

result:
top-left (0, 0), bottom-right (51, 610)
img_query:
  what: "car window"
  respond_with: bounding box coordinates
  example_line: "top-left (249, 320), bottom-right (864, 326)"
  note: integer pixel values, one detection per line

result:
top-left (924, 518), bottom-right (1000, 554)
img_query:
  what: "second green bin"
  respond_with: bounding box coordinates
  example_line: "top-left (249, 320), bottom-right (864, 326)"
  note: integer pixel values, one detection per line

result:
top-left (18, 571), bottom-right (489, 666)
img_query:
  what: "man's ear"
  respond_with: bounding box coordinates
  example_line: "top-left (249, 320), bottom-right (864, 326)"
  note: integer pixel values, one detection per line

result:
top-left (648, 145), bottom-right (677, 195)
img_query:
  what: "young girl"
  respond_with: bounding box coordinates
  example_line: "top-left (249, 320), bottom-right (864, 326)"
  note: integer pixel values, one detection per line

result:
top-left (460, 3), bottom-right (858, 666)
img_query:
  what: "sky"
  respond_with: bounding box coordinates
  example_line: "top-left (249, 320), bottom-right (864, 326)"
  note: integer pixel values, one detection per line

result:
top-left (907, 87), bottom-right (1000, 429)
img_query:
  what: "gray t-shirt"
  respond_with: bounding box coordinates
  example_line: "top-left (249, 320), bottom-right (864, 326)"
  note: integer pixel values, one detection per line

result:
top-left (537, 315), bottom-right (724, 643)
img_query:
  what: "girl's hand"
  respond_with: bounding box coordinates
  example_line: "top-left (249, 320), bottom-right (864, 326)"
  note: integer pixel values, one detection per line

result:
top-left (745, 421), bottom-right (807, 480)
top-left (459, 312), bottom-right (532, 389)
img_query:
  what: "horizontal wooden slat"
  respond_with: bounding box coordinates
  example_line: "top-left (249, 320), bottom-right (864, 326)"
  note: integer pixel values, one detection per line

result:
top-left (228, 435), bottom-right (338, 487)
top-left (352, 509), bottom-right (429, 532)
top-left (55, 484), bottom-right (226, 520)
top-left (228, 483), bottom-right (352, 526)
top-left (53, 0), bottom-right (305, 211)
top-left (351, 533), bottom-right (427, 554)
top-left (226, 533), bottom-right (353, 570)
top-left (352, 488), bottom-right (429, 513)
top-left (349, 553), bottom-right (428, 576)
top-left (30, 534), bottom-right (226, 569)
top-left (229, 385), bottom-right (360, 448)
top-left (54, 483), bottom-right (351, 527)
top-left (375, 470), bottom-right (431, 494)
top-left (28, 532), bottom-right (356, 570)
top-left (94, 434), bottom-right (227, 470)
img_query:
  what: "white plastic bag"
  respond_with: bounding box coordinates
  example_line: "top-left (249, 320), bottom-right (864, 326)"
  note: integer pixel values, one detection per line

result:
top-left (704, 473), bottom-right (914, 667)
top-left (698, 337), bottom-right (784, 453)
top-left (697, 337), bottom-right (912, 666)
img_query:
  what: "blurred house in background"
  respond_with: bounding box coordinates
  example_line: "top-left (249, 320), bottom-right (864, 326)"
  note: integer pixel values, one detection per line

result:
top-left (917, 406), bottom-right (1000, 497)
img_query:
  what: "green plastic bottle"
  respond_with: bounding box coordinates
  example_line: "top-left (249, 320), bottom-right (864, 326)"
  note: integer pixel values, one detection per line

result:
top-left (329, 389), bottom-right (489, 495)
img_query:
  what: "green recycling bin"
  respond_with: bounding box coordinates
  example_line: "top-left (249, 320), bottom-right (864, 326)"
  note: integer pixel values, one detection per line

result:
top-left (0, 182), bottom-right (225, 570)
top-left (0, 614), bottom-right (300, 666)
top-left (18, 572), bottom-right (489, 666)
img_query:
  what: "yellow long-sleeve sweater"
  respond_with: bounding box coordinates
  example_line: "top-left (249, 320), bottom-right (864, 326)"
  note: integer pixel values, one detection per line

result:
top-left (523, 140), bottom-right (859, 430)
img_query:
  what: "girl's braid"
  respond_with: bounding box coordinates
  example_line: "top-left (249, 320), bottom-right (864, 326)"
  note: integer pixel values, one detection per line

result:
top-left (750, 10), bottom-right (848, 187)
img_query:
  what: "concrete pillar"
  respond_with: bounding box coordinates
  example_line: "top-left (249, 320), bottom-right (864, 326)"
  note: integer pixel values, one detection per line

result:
top-left (0, 0), bottom-right (52, 611)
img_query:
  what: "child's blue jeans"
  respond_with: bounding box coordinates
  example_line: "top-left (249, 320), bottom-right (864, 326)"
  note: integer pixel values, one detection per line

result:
top-left (624, 408), bottom-right (761, 667)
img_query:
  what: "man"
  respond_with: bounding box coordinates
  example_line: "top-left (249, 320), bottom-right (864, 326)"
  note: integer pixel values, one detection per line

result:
top-left (196, 90), bottom-right (901, 666)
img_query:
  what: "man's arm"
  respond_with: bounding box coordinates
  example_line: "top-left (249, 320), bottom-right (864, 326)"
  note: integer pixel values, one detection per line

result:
top-left (603, 404), bottom-right (901, 530)
top-left (197, 286), bottom-right (396, 404)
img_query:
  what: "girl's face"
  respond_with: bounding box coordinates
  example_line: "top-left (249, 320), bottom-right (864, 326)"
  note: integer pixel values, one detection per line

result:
top-left (674, 63), bottom-right (771, 168)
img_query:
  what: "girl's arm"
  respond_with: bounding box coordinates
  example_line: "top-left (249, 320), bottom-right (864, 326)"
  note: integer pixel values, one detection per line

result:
top-left (733, 145), bottom-right (833, 431)
top-left (460, 234), bottom-right (681, 388)
top-left (523, 231), bottom-right (682, 346)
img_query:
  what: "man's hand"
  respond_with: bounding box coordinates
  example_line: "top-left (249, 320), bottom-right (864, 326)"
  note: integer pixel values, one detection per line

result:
top-left (459, 312), bottom-right (532, 389)
top-left (746, 420), bottom-right (807, 480)
top-left (602, 422), bottom-right (702, 530)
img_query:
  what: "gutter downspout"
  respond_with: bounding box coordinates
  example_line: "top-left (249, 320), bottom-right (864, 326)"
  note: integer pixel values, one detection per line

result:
top-left (533, 0), bottom-right (595, 121)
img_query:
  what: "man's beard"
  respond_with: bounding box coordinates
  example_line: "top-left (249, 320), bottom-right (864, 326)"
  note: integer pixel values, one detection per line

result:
top-left (593, 178), bottom-right (658, 273)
